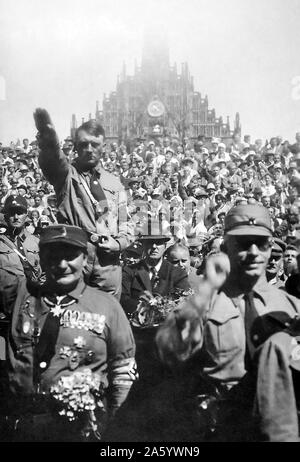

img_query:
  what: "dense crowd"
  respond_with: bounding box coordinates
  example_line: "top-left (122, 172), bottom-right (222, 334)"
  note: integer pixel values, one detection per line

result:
top-left (1, 132), bottom-right (300, 276)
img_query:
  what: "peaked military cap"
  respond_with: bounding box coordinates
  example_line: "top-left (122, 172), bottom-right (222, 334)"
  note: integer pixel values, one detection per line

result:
top-left (3, 195), bottom-right (28, 212)
top-left (271, 237), bottom-right (286, 254)
top-left (224, 204), bottom-right (273, 236)
top-left (39, 224), bottom-right (88, 249)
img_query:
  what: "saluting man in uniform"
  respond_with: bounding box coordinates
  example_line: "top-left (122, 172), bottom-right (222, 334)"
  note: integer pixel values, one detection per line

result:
top-left (33, 108), bottom-right (135, 300)
top-left (0, 195), bottom-right (41, 316)
top-left (2, 224), bottom-right (136, 441)
top-left (157, 204), bottom-right (300, 442)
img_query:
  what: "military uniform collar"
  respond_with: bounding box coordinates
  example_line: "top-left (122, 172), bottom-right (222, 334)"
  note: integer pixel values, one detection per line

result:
top-left (6, 229), bottom-right (26, 243)
top-left (222, 276), bottom-right (268, 305)
top-left (41, 278), bottom-right (86, 302)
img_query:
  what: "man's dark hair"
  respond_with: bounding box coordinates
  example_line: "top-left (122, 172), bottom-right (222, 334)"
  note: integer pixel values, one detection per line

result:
top-left (75, 120), bottom-right (105, 144)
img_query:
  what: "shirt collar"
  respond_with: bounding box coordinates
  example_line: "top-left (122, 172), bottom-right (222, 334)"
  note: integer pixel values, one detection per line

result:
top-left (146, 258), bottom-right (163, 273)
top-left (223, 276), bottom-right (269, 306)
top-left (41, 278), bottom-right (86, 302)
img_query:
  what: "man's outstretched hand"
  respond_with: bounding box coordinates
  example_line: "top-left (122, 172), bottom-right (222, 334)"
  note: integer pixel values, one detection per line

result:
top-left (33, 108), bottom-right (60, 148)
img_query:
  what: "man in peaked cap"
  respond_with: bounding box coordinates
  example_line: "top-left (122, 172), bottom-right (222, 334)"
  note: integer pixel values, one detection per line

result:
top-left (0, 195), bottom-right (42, 317)
top-left (1, 224), bottom-right (136, 441)
top-left (156, 203), bottom-right (300, 441)
top-left (266, 237), bottom-right (286, 287)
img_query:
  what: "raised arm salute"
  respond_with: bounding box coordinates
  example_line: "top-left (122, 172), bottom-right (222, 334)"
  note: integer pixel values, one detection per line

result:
top-left (34, 108), bottom-right (134, 299)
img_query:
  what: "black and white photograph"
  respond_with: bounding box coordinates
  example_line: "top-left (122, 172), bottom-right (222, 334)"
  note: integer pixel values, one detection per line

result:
top-left (0, 0), bottom-right (300, 445)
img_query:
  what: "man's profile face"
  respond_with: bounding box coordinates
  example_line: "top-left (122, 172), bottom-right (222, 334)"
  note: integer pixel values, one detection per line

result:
top-left (41, 243), bottom-right (87, 293)
top-left (168, 247), bottom-right (190, 272)
top-left (6, 207), bottom-right (28, 230)
top-left (76, 129), bottom-right (104, 170)
top-left (224, 234), bottom-right (272, 280)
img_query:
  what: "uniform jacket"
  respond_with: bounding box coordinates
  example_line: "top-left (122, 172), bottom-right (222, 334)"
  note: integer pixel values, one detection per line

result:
top-left (7, 279), bottom-right (136, 414)
top-left (121, 259), bottom-right (190, 316)
top-left (200, 279), bottom-right (300, 387)
top-left (0, 231), bottom-right (40, 315)
top-left (39, 146), bottom-right (134, 251)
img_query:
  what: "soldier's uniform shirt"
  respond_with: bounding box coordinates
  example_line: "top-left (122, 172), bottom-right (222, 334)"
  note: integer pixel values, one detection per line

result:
top-left (7, 279), bottom-right (136, 413)
top-left (202, 279), bottom-right (300, 387)
top-left (0, 231), bottom-right (40, 315)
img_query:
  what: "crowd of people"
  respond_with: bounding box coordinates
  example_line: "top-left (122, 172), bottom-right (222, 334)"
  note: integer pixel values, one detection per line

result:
top-left (0, 110), bottom-right (300, 442)
top-left (1, 131), bottom-right (300, 259)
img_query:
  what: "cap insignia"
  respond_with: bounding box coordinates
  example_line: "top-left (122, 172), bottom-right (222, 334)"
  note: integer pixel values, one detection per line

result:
top-left (248, 217), bottom-right (256, 226)
top-left (60, 226), bottom-right (67, 237)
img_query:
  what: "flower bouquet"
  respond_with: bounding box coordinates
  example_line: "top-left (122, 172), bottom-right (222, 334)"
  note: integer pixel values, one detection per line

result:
top-left (50, 368), bottom-right (106, 441)
top-left (130, 289), bottom-right (194, 329)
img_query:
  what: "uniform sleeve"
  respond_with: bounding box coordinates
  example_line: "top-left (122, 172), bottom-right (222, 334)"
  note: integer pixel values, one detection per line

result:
top-left (105, 297), bottom-right (137, 416)
top-left (38, 142), bottom-right (70, 192)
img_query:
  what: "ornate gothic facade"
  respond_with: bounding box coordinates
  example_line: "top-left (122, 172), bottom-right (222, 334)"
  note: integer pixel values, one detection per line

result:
top-left (71, 31), bottom-right (241, 143)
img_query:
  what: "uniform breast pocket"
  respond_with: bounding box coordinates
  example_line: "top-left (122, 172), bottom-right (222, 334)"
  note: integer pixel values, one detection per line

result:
top-left (0, 249), bottom-right (11, 267)
top-left (217, 319), bottom-right (243, 353)
top-left (206, 317), bottom-right (243, 355)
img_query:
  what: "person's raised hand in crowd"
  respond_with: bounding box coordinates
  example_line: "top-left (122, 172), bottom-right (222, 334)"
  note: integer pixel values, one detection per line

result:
top-left (204, 252), bottom-right (230, 292)
top-left (97, 235), bottom-right (121, 254)
top-left (155, 252), bottom-right (230, 367)
top-left (33, 108), bottom-right (60, 150)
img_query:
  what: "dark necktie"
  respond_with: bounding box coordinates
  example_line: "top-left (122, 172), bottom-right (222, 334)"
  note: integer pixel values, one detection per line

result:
top-left (89, 170), bottom-right (108, 213)
top-left (150, 267), bottom-right (160, 290)
top-left (244, 291), bottom-right (259, 371)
